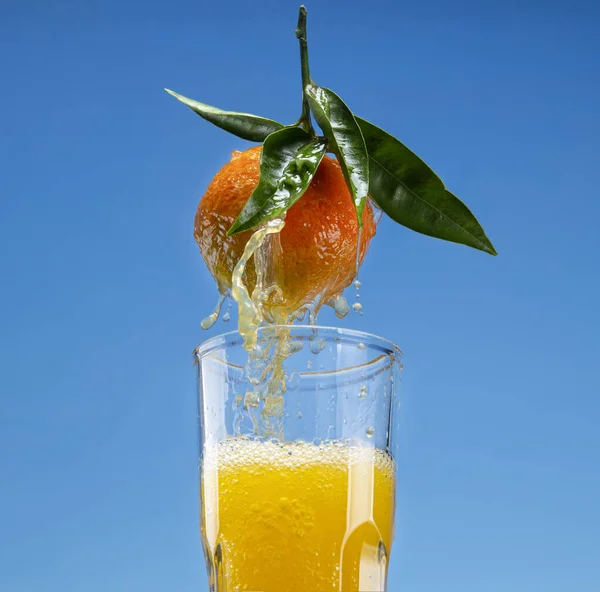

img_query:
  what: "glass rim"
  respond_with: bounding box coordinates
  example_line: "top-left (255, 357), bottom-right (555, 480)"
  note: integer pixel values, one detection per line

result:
top-left (193, 324), bottom-right (401, 360)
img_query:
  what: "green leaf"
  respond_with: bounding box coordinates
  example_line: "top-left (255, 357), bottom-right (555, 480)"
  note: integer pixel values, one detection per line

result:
top-left (305, 85), bottom-right (369, 226)
top-left (357, 117), bottom-right (497, 256)
top-left (227, 127), bottom-right (327, 236)
top-left (165, 88), bottom-right (284, 143)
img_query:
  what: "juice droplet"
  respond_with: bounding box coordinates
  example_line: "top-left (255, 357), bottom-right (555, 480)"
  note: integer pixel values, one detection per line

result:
top-left (309, 324), bottom-right (326, 354)
top-left (222, 293), bottom-right (232, 323)
top-left (358, 385), bottom-right (368, 400)
top-left (366, 426), bottom-right (375, 438)
top-left (310, 337), bottom-right (326, 354)
top-left (353, 277), bottom-right (363, 312)
top-left (201, 292), bottom-right (227, 330)
top-left (357, 342), bottom-right (366, 350)
top-left (244, 391), bottom-right (260, 409)
top-left (291, 306), bottom-right (308, 322)
top-left (296, 411), bottom-right (303, 419)
top-left (326, 293), bottom-right (349, 319)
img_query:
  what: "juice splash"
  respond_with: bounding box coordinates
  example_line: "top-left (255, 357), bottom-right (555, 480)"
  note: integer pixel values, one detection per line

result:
top-left (199, 203), bottom-right (376, 439)
top-left (201, 438), bottom-right (395, 592)
top-left (193, 142), bottom-right (378, 341)
top-left (200, 292), bottom-right (227, 330)
top-left (227, 218), bottom-right (298, 438)
top-left (201, 223), bottom-right (367, 333)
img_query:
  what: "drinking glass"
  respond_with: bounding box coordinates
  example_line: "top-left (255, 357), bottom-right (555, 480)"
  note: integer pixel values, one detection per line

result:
top-left (194, 325), bottom-right (402, 592)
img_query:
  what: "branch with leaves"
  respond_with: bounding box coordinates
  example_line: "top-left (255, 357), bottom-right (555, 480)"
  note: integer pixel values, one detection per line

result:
top-left (165, 5), bottom-right (497, 256)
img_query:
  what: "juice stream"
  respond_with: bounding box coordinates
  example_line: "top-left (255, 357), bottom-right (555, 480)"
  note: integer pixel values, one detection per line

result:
top-left (224, 217), bottom-right (359, 437)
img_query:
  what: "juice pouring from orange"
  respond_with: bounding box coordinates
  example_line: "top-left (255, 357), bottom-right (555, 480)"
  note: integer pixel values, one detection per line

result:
top-left (198, 216), bottom-right (396, 591)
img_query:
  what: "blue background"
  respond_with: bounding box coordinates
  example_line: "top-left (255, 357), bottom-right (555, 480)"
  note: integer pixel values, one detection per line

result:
top-left (1, 0), bottom-right (599, 590)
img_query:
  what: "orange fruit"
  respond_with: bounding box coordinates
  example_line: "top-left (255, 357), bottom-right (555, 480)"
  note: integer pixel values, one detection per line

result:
top-left (194, 146), bottom-right (377, 318)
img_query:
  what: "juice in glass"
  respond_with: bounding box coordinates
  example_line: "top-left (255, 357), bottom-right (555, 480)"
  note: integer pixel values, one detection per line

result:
top-left (201, 438), bottom-right (395, 592)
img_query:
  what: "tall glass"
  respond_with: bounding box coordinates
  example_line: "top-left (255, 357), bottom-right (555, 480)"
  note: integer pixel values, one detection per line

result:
top-left (194, 325), bottom-right (402, 592)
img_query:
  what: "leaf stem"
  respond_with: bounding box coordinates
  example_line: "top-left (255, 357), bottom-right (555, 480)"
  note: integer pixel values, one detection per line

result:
top-left (295, 6), bottom-right (315, 136)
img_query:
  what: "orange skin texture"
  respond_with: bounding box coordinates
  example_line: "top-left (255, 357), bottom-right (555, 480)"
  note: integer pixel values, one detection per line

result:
top-left (194, 146), bottom-right (377, 318)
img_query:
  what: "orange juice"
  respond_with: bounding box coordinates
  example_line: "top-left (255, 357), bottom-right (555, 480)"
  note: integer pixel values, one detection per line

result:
top-left (201, 438), bottom-right (395, 592)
